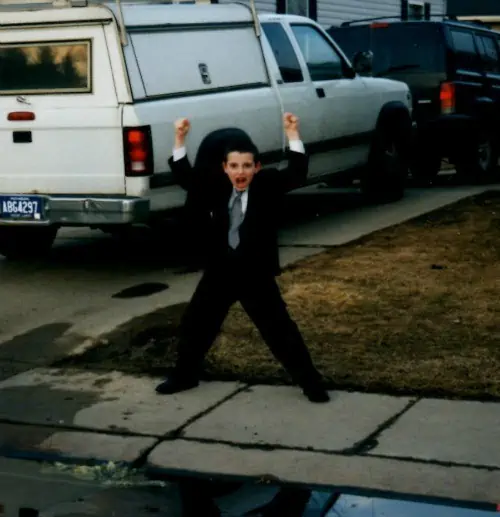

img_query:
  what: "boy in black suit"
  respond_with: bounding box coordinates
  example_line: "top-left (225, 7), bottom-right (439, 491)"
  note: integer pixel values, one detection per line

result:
top-left (156, 113), bottom-right (329, 403)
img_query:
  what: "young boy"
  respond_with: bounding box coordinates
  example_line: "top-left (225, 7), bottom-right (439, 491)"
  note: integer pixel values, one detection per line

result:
top-left (156, 113), bottom-right (329, 403)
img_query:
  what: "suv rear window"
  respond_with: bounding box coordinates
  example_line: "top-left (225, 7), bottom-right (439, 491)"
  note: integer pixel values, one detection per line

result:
top-left (477, 33), bottom-right (500, 73)
top-left (449, 29), bottom-right (482, 71)
top-left (0, 40), bottom-right (91, 95)
top-left (330, 23), bottom-right (445, 76)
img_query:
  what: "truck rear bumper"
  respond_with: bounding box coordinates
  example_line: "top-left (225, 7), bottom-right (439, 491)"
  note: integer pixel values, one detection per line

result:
top-left (0, 195), bottom-right (150, 226)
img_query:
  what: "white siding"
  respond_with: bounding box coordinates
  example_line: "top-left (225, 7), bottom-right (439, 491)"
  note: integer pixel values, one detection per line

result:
top-left (218, 0), bottom-right (447, 28)
top-left (219, 0), bottom-right (276, 13)
top-left (318, 0), bottom-right (447, 28)
top-left (254, 0), bottom-right (277, 12)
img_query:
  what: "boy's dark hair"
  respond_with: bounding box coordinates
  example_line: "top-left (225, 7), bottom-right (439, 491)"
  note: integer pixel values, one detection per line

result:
top-left (223, 138), bottom-right (260, 164)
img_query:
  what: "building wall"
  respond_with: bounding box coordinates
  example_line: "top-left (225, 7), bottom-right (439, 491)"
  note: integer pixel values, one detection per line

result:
top-left (447, 0), bottom-right (499, 16)
top-left (219, 0), bottom-right (447, 28)
top-left (457, 17), bottom-right (500, 32)
top-left (242, 0), bottom-right (276, 13)
top-left (318, 0), bottom-right (446, 27)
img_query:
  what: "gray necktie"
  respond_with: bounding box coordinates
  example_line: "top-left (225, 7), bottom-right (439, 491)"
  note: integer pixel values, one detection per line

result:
top-left (228, 191), bottom-right (244, 249)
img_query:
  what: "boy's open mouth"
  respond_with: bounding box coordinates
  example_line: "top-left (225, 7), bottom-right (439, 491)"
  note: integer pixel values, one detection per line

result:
top-left (236, 177), bottom-right (247, 186)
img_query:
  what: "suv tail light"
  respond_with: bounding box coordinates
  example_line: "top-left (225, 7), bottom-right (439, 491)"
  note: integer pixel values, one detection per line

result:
top-left (123, 126), bottom-right (153, 176)
top-left (440, 82), bottom-right (456, 115)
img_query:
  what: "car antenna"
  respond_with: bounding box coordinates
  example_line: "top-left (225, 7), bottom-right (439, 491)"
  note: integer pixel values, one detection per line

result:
top-left (114, 0), bottom-right (128, 46)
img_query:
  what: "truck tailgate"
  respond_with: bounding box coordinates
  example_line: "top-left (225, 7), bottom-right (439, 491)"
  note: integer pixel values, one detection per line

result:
top-left (0, 105), bottom-right (124, 194)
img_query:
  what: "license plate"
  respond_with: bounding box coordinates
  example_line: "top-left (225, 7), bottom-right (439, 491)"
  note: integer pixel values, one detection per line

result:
top-left (0, 195), bottom-right (44, 221)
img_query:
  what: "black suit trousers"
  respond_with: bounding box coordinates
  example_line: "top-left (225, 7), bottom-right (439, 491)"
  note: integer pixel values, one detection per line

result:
top-left (175, 256), bottom-right (322, 386)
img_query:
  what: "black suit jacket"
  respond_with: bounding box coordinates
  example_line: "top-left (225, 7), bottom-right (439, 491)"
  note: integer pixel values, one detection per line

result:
top-left (169, 150), bottom-right (308, 276)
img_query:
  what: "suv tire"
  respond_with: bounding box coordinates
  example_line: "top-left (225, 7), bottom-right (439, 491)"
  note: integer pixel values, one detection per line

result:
top-left (454, 131), bottom-right (499, 184)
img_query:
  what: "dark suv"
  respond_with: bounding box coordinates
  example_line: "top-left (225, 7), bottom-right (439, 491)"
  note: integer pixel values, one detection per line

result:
top-left (328, 19), bottom-right (500, 183)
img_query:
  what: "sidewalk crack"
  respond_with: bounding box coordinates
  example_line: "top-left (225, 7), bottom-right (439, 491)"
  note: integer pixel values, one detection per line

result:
top-left (167, 384), bottom-right (250, 440)
top-left (132, 384), bottom-right (249, 469)
top-left (343, 398), bottom-right (420, 455)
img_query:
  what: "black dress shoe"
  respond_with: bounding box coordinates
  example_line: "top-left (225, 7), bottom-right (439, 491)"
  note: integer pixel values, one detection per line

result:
top-left (155, 374), bottom-right (199, 395)
top-left (301, 383), bottom-right (330, 403)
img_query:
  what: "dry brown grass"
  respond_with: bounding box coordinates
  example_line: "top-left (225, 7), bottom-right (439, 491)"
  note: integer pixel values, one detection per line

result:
top-left (57, 191), bottom-right (500, 400)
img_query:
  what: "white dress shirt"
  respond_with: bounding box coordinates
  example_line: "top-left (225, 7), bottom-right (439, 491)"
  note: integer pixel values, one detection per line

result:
top-left (173, 139), bottom-right (305, 216)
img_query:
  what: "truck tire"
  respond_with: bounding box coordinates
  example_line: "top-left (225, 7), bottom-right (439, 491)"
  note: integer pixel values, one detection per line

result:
top-left (0, 226), bottom-right (58, 260)
top-left (194, 127), bottom-right (253, 170)
top-left (454, 130), bottom-right (499, 184)
top-left (361, 119), bottom-right (409, 203)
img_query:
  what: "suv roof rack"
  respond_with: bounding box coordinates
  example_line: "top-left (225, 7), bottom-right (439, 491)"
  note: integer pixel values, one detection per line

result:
top-left (339, 14), bottom-right (454, 27)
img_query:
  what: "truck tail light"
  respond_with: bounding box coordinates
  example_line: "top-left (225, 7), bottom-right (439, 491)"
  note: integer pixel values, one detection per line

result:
top-left (440, 82), bottom-right (456, 115)
top-left (7, 111), bottom-right (35, 121)
top-left (123, 126), bottom-right (153, 176)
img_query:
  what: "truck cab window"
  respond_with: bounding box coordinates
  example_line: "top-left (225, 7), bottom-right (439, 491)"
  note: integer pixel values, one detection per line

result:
top-left (291, 24), bottom-right (345, 81)
top-left (262, 23), bottom-right (303, 83)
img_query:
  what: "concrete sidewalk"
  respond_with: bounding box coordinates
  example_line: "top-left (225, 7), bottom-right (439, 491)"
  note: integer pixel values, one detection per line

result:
top-left (0, 368), bottom-right (498, 510)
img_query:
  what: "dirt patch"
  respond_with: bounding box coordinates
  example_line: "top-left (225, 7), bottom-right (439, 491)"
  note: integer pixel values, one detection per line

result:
top-left (55, 191), bottom-right (500, 400)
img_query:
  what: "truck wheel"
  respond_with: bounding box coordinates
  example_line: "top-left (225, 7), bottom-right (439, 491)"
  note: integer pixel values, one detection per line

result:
top-left (0, 226), bottom-right (58, 260)
top-left (361, 125), bottom-right (408, 203)
top-left (454, 131), bottom-right (499, 184)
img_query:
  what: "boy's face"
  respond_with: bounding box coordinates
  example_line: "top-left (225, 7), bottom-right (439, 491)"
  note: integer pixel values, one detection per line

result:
top-left (223, 151), bottom-right (261, 191)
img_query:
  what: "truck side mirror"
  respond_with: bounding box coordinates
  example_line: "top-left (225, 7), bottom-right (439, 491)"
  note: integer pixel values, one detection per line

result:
top-left (352, 50), bottom-right (374, 76)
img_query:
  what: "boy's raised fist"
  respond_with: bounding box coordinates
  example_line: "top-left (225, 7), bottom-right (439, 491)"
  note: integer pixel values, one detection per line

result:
top-left (283, 112), bottom-right (299, 133)
top-left (174, 118), bottom-right (191, 138)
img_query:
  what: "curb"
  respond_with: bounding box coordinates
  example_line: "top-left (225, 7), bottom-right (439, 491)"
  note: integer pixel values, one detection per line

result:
top-left (1, 445), bottom-right (499, 514)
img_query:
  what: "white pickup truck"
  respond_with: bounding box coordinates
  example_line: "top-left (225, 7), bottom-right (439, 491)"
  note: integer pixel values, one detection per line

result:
top-left (0, 0), bottom-right (412, 260)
